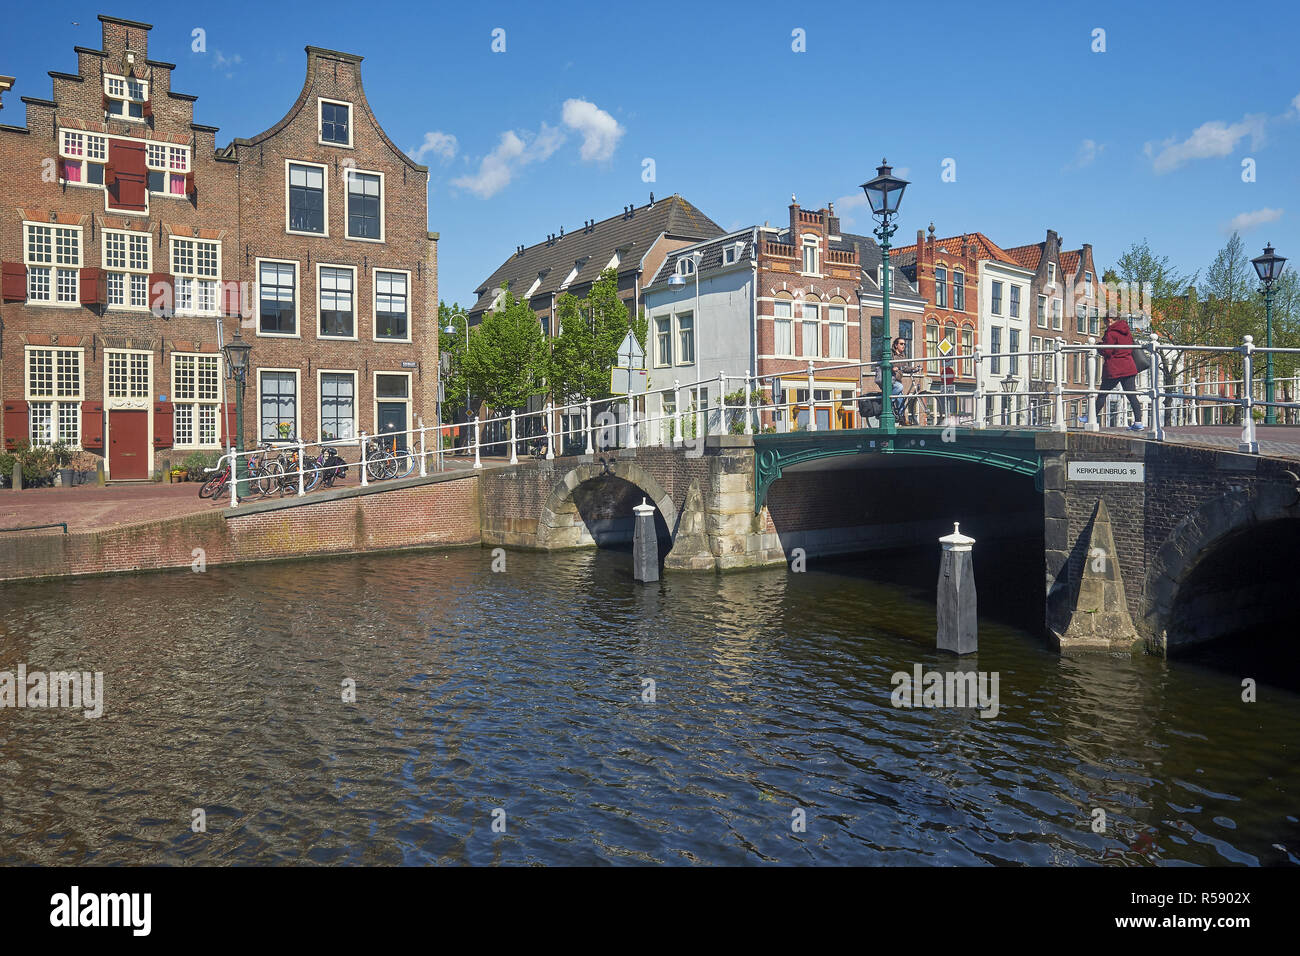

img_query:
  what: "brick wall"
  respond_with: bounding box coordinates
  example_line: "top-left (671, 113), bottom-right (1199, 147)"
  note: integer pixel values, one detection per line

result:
top-left (0, 473), bottom-right (480, 582)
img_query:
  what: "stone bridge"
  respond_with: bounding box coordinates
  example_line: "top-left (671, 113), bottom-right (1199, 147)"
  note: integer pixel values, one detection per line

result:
top-left (478, 427), bottom-right (1300, 658)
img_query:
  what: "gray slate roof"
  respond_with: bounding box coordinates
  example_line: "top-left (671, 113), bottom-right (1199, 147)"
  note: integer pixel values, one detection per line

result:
top-left (837, 232), bottom-right (925, 303)
top-left (647, 229), bottom-right (756, 288)
top-left (469, 194), bottom-right (723, 314)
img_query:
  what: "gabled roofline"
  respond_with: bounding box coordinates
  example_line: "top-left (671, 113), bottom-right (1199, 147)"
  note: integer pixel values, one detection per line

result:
top-left (98, 14), bottom-right (153, 30)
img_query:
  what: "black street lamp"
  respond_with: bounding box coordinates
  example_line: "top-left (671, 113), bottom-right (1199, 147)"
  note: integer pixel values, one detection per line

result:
top-left (222, 326), bottom-right (252, 499)
top-left (1251, 243), bottom-right (1287, 425)
top-left (862, 159), bottom-right (909, 434)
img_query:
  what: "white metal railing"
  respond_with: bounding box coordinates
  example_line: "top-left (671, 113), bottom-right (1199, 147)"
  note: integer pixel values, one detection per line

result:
top-left (205, 335), bottom-right (1300, 506)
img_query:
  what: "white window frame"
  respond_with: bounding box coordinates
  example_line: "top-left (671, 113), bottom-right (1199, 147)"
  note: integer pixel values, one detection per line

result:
top-left (800, 235), bottom-right (820, 276)
top-left (801, 300), bottom-right (820, 358)
top-left (317, 369), bottom-right (360, 445)
top-left (1085, 271), bottom-right (1093, 297)
top-left (257, 367), bottom-right (302, 444)
top-left (23, 221), bottom-right (81, 307)
top-left (58, 129), bottom-right (109, 188)
top-left (170, 352), bottom-right (224, 449)
top-left (653, 314), bottom-right (672, 368)
top-left (25, 346), bottom-right (84, 448)
top-left (317, 263), bottom-right (359, 341)
top-left (675, 311), bottom-right (695, 366)
top-left (827, 302), bottom-right (847, 359)
top-left (344, 167), bottom-right (385, 243)
top-left (1052, 297), bottom-right (1063, 331)
top-left (773, 298), bottom-right (795, 358)
top-left (990, 280), bottom-right (1003, 316)
top-left (170, 236), bottom-right (222, 317)
top-left (318, 97), bottom-right (354, 149)
top-left (145, 142), bottom-right (191, 198)
top-left (254, 258), bottom-right (300, 339)
top-left (1036, 294), bottom-right (1048, 328)
top-left (102, 227), bottom-right (152, 311)
top-left (372, 268), bottom-right (412, 343)
top-left (676, 257), bottom-right (695, 277)
top-left (953, 269), bottom-right (966, 312)
top-left (1009, 285), bottom-right (1021, 319)
top-left (285, 159), bottom-right (330, 237)
top-left (372, 370), bottom-right (413, 436)
top-left (103, 73), bottom-right (147, 122)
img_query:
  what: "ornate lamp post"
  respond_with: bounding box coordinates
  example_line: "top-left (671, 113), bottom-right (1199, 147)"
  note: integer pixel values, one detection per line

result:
top-left (1251, 243), bottom-right (1287, 425)
top-left (222, 327), bottom-right (252, 499)
top-left (861, 159), bottom-right (909, 434)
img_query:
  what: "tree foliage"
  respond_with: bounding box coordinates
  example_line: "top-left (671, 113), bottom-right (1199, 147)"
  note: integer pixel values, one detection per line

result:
top-left (462, 288), bottom-right (550, 412)
top-left (549, 268), bottom-right (634, 403)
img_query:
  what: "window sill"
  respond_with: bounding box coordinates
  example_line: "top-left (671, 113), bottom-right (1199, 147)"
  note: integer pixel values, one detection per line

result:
top-left (344, 235), bottom-right (386, 245)
top-left (317, 334), bottom-right (359, 342)
top-left (374, 337), bottom-right (413, 344)
top-left (286, 229), bottom-right (329, 239)
top-left (318, 139), bottom-right (354, 149)
top-left (256, 330), bottom-right (302, 339)
top-left (24, 300), bottom-right (82, 309)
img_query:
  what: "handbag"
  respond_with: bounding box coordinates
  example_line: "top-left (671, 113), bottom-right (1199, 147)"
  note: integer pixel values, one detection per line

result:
top-left (1132, 346), bottom-right (1151, 372)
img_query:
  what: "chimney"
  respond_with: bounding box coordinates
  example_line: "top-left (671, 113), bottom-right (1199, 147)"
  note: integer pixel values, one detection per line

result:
top-left (789, 195), bottom-right (800, 238)
top-left (827, 201), bottom-right (840, 237)
top-left (916, 229), bottom-right (924, 250)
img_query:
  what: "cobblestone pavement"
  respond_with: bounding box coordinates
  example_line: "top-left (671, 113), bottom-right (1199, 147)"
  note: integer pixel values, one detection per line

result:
top-left (1161, 425), bottom-right (1300, 459)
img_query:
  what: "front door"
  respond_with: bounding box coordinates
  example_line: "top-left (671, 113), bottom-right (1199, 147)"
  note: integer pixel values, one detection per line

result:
top-left (109, 410), bottom-right (149, 479)
top-left (376, 402), bottom-right (407, 450)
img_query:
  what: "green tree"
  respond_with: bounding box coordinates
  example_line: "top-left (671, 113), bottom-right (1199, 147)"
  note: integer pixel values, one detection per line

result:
top-left (439, 300), bottom-right (470, 421)
top-left (462, 289), bottom-right (550, 412)
top-left (549, 268), bottom-right (633, 403)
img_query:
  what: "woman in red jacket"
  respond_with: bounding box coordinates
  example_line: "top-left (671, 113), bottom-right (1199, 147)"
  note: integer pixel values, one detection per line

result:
top-left (1095, 315), bottom-right (1144, 430)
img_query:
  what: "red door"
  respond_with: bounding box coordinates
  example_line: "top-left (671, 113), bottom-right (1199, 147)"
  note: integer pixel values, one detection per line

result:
top-left (109, 410), bottom-right (149, 479)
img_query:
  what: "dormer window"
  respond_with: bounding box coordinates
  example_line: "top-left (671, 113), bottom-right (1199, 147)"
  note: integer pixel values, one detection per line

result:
top-left (104, 74), bottom-right (147, 120)
top-left (677, 257), bottom-right (696, 277)
top-left (722, 241), bottom-right (745, 266)
top-left (319, 98), bottom-right (352, 147)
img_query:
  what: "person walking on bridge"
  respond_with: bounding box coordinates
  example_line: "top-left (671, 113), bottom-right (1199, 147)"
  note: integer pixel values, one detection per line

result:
top-left (1096, 315), bottom-right (1144, 431)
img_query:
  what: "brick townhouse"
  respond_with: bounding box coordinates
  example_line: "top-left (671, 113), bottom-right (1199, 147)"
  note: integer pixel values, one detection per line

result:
top-left (0, 14), bottom-right (437, 479)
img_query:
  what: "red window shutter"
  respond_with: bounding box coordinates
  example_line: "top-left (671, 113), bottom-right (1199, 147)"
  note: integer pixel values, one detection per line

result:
top-left (153, 401), bottom-right (173, 448)
top-left (81, 402), bottom-right (105, 447)
top-left (142, 98), bottom-right (153, 119)
top-left (185, 170), bottom-right (196, 197)
top-left (107, 140), bottom-right (146, 212)
top-left (102, 92), bottom-right (111, 113)
top-left (104, 159), bottom-right (116, 188)
top-left (218, 401), bottom-right (237, 449)
top-left (149, 273), bottom-right (173, 317)
top-left (79, 267), bottom-right (105, 305)
top-left (2, 262), bottom-right (26, 301)
top-left (222, 280), bottom-right (242, 318)
top-left (57, 157), bottom-right (67, 181)
top-left (3, 400), bottom-right (29, 449)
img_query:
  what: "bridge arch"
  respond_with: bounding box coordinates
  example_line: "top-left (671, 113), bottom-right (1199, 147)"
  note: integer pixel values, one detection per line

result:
top-left (1143, 480), bottom-right (1300, 654)
top-left (536, 461), bottom-right (679, 551)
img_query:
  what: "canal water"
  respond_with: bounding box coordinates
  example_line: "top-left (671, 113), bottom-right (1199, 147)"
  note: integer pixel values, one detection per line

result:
top-left (0, 545), bottom-right (1296, 866)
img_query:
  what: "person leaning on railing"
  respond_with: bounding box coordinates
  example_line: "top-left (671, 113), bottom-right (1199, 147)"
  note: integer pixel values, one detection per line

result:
top-left (1096, 314), bottom-right (1145, 431)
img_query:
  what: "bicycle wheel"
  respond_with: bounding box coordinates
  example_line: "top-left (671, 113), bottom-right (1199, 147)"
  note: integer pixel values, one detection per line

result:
top-left (391, 449), bottom-right (415, 479)
top-left (258, 459), bottom-right (285, 497)
top-left (304, 458), bottom-right (323, 492)
top-left (366, 452), bottom-right (391, 482)
top-left (199, 469), bottom-right (227, 499)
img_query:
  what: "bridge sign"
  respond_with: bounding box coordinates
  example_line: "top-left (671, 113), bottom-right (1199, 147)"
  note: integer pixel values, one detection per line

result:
top-left (1067, 461), bottom-right (1145, 483)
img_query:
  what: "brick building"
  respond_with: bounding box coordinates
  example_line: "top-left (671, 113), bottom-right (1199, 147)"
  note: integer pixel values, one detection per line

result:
top-left (0, 15), bottom-right (437, 479)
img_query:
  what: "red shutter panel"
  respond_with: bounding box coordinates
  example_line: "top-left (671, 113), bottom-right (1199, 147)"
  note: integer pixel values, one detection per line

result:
top-left (221, 280), bottom-right (243, 318)
top-left (1, 262), bottom-right (26, 301)
top-left (141, 98), bottom-right (153, 119)
top-left (104, 159), bottom-right (116, 188)
top-left (153, 401), bottom-right (173, 448)
top-left (102, 92), bottom-right (111, 113)
top-left (149, 273), bottom-right (173, 318)
top-left (218, 401), bottom-right (238, 449)
top-left (57, 157), bottom-right (67, 181)
top-left (79, 267), bottom-right (105, 305)
top-left (184, 170), bottom-right (196, 198)
top-left (106, 140), bottom-right (146, 212)
top-left (3, 400), bottom-right (29, 449)
top-left (81, 402), bottom-right (104, 448)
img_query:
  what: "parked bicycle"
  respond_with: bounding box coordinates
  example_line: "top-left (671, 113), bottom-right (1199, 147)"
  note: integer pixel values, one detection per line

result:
top-left (365, 434), bottom-right (415, 482)
top-left (199, 442), bottom-right (277, 500)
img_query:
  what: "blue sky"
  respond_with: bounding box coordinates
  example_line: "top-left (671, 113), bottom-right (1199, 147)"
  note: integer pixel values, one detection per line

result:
top-left (4, 1), bottom-right (1297, 298)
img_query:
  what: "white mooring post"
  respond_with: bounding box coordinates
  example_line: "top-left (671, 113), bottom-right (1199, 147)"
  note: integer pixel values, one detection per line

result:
top-left (509, 410), bottom-right (518, 465)
top-left (418, 417), bottom-right (427, 477)
top-left (545, 402), bottom-right (555, 460)
top-left (359, 431), bottom-right (369, 487)
top-left (1086, 337), bottom-right (1100, 433)
top-left (1240, 335), bottom-right (1258, 454)
top-left (744, 370), bottom-right (754, 436)
top-left (297, 438), bottom-right (306, 496)
top-left (229, 446), bottom-right (238, 508)
top-left (632, 497), bottom-right (659, 583)
top-left (937, 522), bottom-right (977, 655)
top-left (806, 360), bottom-right (817, 432)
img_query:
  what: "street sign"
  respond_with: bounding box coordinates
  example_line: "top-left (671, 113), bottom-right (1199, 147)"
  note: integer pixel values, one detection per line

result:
top-left (941, 361), bottom-right (956, 386)
top-left (938, 336), bottom-right (954, 356)
top-left (611, 367), bottom-right (649, 395)
top-left (401, 360), bottom-right (418, 369)
top-left (617, 331), bottom-right (645, 369)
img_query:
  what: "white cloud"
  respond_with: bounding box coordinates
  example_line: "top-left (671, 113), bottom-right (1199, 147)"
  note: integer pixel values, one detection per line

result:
top-left (1064, 139), bottom-right (1104, 171)
top-left (409, 131), bottom-right (458, 164)
top-left (212, 50), bottom-right (241, 79)
top-left (561, 98), bottom-right (625, 162)
top-left (451, 124), bottom-right (565, 199)
top-left (1224, 207), bottom-right (1284, 234)
top-left (1144, 114), bottom-right (1267, 173)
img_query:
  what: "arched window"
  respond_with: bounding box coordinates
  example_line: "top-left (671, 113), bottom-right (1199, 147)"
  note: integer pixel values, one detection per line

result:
top-left (773, 292), bottom-right (795, 357)
top-left (960, 323), bottom-right (974, 377)
top-left (935, 267), bottom-right (948, 308)
top-left (801, 236), bottom-right (820, 275)
top-left (925, 317), bottom-right (940, 360)
top-left (953, 270), bottom-right (966, 311)
top-left (827, 296), bottom-right (847, 359)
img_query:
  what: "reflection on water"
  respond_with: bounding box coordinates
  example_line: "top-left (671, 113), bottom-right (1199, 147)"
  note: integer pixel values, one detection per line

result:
top-left (0, 545), bottom-right (1296, 865)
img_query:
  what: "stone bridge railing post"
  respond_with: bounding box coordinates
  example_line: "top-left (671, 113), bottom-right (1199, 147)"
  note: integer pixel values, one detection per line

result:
top-left (509, 410), bottom-right (518, 465)
top-left (973, 345), bottom-right (985, 429)
top-left (1053, 338), bottom-right (1066, 433)
top-left (1240, 335), bottom-right (1258, 454)
top-left (584, 399), bottom-right (594, 455)
top-left (418, 416), bottom-right (427, 477)
top-left (473, 416), bottom-right (482, 469)
top-left (545, 402), bottom-right (555, 460)
top-left (673, 379), bottom-right (682, 445)
top-left (744, 369), bottom-right (754, 436)
top-left (1147, 331), bottom-right (1164, 441)
top-left (360, 430), bottom-right (369, 487)
top-left (806, 360), bottom-right (817, 432)
top-left (627, 394), bottom-right (638, 450)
